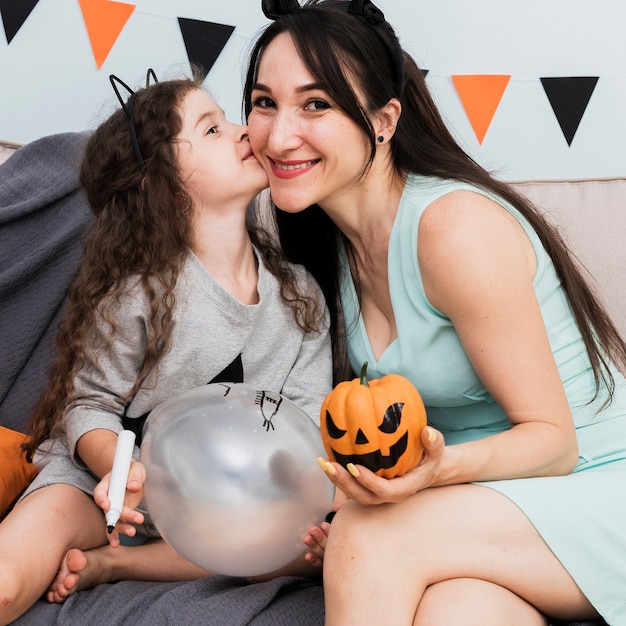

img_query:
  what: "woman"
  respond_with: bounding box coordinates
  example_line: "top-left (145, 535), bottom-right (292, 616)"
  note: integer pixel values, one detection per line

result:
top-left (0, 71), bottom-right (332, 624)
top-left (243, 1), bottom-right (626, 624)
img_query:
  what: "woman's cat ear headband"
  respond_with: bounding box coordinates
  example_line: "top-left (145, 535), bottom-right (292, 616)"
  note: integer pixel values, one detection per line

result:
top-left (109, 68), bottom-right (159, 168)
top-left (261, 0), bottom-right (403, 94)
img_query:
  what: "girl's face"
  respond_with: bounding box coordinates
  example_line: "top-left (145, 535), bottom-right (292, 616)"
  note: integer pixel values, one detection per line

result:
top-left (247, 33), bottom-right (371, 213)
top-left (176, 89), bottom-right (268, 212)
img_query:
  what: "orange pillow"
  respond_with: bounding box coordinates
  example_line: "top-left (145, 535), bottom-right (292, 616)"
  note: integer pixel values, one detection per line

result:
top-left (0, 426), bottom-right (38, 519)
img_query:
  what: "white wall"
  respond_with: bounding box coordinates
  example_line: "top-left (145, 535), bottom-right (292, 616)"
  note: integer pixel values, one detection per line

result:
top-left (1, 0), bottom-right (624, 181)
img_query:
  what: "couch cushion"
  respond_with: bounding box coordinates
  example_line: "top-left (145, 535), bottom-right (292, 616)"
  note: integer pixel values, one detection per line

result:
top-left (0, 142), bottom-right (19, 165)
top-left (513, 178), bottom-right (626, 341)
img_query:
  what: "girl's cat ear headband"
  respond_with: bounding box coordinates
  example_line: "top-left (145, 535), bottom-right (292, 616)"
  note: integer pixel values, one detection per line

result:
top-left (109, 68), bottom-right (159, 168)
top-left (261, 0), bottom-right (403, 94)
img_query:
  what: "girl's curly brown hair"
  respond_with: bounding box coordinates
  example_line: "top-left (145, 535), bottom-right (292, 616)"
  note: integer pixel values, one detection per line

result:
top-left (24, 74), bottom-right (322, 460)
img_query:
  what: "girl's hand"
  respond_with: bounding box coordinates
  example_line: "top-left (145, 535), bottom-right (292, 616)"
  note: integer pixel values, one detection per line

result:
top-left (93, 459), bottom-right (146, 546)
top-left (303, 489), bottom-right (348, 566)
top-left (303, 520), bottom-right (332, 567)
top-left (318, 426), bottom-right (444, 505)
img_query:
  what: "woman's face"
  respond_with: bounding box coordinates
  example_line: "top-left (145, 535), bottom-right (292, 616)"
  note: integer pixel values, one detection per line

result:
top-left (247, 33), bottom-right (371, 213)
top-left (176, 88), bottom-right (268, 212)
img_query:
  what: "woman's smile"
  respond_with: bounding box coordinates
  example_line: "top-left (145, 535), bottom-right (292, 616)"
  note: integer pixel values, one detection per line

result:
top-left (270, 157), bottom-right (320, 178)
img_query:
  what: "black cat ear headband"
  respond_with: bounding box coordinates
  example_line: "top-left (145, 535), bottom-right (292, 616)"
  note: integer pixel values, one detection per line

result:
top-left (261, 0), bottom-right (403, 94)
top-left (109, 68), bottom-right (159, 168)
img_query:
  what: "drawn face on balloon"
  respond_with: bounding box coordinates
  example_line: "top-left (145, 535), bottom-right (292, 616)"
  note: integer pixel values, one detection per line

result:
top-left (214, 383), bottom-right (284, 431)
top-left (255, 389), bottom-right (283, 431)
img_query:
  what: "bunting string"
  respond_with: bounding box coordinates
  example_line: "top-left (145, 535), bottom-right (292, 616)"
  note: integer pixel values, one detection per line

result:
top-left (0, 1), bottom-right (623, 147)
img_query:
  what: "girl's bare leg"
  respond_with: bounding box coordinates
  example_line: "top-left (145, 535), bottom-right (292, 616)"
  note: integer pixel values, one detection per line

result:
top-left (47, 539), bottom-right (210, 602)
top-left (323, 484), bottom-right (600, 626)
top-left (0, 484), bottom-right (106, 625)
top-left (48, 532), bottom-right (320, 601)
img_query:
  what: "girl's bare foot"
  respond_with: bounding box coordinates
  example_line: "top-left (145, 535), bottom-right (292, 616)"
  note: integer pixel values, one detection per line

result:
top-left (46, 547), bottom-right (113, 603)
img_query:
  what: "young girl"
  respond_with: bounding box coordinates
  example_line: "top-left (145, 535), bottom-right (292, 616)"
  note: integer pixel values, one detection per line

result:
top-left (0, 71), bottom-right (332, 624)
top-left (243, 1), bottom-right (626, 624)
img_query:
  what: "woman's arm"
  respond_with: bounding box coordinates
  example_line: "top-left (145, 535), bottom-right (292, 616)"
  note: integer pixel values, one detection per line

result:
top-left (419, 190), bottom-right (578, 485)
top-left (320, 190), bottom-right (579, 504)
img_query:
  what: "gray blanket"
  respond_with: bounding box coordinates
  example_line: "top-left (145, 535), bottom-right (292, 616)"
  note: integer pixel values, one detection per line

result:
top-left (0, 132), bottom-right (92, 432)
top-left (12, 576), bottom-right (324, 625)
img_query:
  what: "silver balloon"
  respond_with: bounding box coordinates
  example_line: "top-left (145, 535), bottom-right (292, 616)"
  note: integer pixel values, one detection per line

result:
top-left (140, 383), bottom-right (335, 576)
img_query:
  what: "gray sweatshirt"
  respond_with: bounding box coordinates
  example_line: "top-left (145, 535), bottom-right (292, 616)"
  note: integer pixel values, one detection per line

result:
top-left (62, 250), bottom-right (332, 465)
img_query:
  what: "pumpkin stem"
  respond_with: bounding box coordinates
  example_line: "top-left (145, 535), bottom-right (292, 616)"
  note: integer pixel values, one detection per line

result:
top-left (360, 362), bottom-right (369, 386)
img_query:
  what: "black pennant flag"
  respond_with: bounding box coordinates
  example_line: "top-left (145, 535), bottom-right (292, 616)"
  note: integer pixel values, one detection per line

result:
top-left (540, 76), bottom-right (599, 146)
top-left (177, 18), bottom-right (235, 80)
top-left (0, 0), bottom-right (40, 43)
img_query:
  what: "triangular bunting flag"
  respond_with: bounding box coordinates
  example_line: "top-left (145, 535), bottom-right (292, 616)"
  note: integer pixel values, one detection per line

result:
top-left (0, 0), bottom-right (40, 43)
top-left (540, 76), bottom-right (599, 146)
top-left (78, 0), bottom-right (136, 69)
top-left (178, 18), bottom-right (235, 80)
top-left (451, 74), bottom-right (511, 144)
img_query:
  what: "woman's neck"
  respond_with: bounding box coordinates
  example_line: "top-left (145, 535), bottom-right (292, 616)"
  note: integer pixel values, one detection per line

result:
top-left (325, 169), bottom-right (406, 260)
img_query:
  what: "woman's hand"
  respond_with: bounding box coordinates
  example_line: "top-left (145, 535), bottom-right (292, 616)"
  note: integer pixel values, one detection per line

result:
top-left (317, 426), bottom-right (445, 505)
top-left (93, 459), bottom-right (146, 546)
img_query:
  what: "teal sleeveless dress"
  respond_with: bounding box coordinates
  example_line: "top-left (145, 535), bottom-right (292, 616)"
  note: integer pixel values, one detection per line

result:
top-left (340, 173), bottom-right (626, 625)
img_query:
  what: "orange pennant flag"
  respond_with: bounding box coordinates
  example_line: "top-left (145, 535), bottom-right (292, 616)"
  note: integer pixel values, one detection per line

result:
top-left (78, 0), bottom-right (136, 69)
top-left (451, 74), bottom-right (511, 144)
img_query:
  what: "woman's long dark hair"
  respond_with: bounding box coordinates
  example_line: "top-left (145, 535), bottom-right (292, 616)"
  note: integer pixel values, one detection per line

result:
top-left (244, 0), bottom-right (626, 394)
top-left (25, 74), bottom-right (322, 460)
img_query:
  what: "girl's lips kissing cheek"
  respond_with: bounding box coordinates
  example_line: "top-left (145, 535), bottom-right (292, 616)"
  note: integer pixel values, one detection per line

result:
top-left (269, 158), bottom-right (319, 179)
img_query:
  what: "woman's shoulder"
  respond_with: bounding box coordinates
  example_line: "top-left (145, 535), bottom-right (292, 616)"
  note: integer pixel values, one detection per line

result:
top-left (417, 186), bottom-right (535, 307)
top-left (420, 185), bottom-right (527, 254)
top-left (405, 173), bottom-right (496, 204)
top-left (402, 175), bottom-right (514, 244)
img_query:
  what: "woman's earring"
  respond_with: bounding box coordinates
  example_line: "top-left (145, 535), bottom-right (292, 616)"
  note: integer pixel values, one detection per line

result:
top-left (377, 135), bottom-right (384, 143)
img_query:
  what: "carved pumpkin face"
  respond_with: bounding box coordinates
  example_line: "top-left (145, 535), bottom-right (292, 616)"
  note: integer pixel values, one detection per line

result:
top-left (320, 363), bottom-right (427, 478)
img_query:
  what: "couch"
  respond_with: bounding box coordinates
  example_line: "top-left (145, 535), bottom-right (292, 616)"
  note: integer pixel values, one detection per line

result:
top-left (0, 134), bottom-right (617, 625)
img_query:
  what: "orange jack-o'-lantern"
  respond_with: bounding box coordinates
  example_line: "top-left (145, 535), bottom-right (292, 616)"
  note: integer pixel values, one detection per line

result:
top-left (320, 362), bottom-right (427, 478)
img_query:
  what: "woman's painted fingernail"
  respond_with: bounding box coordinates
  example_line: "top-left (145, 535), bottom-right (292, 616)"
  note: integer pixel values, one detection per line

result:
top-left (317, 457), bottom-right (336, 475)
top-left (347, 463), bottom-right (360, 477)
top-left (427, 427), bottom-right (437, 443)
